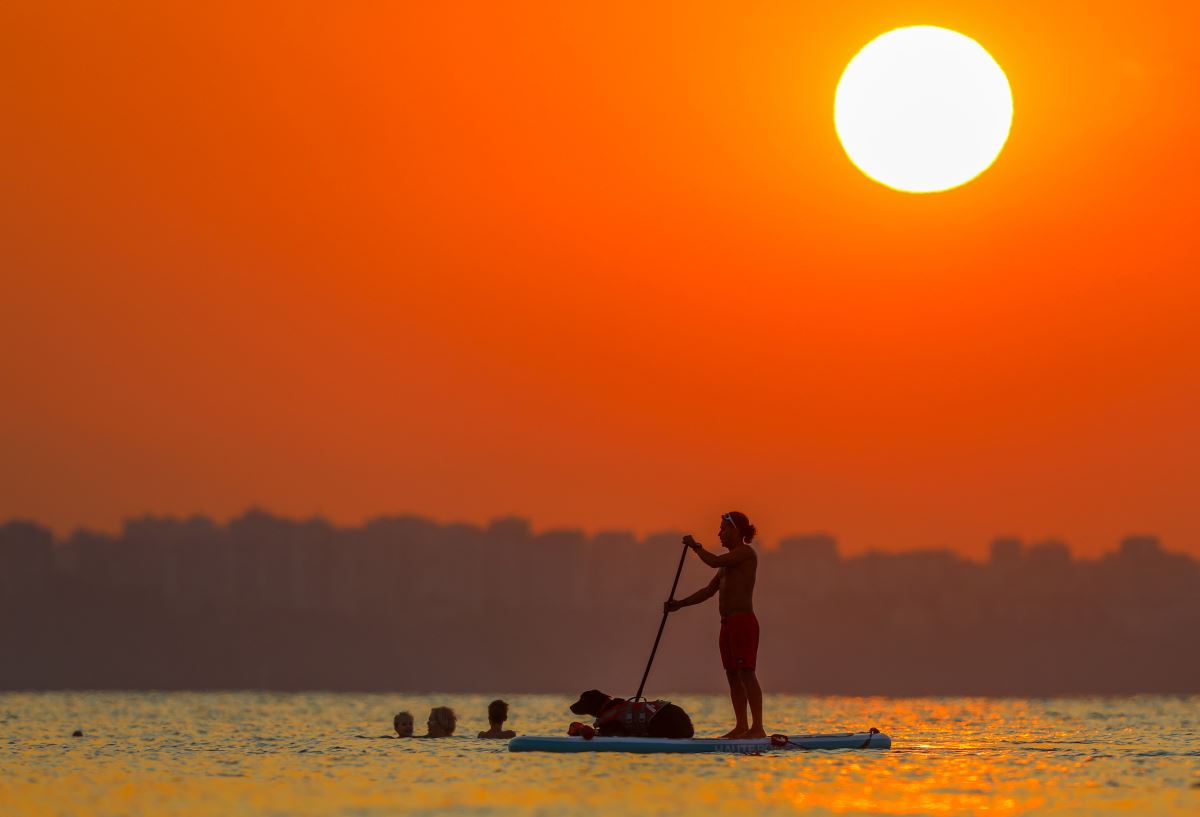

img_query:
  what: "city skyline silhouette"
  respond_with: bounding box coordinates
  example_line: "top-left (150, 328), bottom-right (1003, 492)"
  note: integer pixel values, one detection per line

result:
top-left (4, 509), bottom-right (1196, 696)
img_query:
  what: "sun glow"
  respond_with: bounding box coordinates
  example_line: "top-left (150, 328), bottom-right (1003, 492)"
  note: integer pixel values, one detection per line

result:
top-left (834, 26), bottom-right (1013, 193)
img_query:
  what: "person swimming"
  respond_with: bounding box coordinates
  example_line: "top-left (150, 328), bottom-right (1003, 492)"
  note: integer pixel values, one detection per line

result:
top-left (477, 699), bottom-right (516, 739)
top-left (388, 711), bottom-right (414, 738)
top-left (424, 706), bottom-right (457, 738)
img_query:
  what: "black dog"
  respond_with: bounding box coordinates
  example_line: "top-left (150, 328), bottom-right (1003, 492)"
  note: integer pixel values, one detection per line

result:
top-left (569, 689), bottom-right (694, 739)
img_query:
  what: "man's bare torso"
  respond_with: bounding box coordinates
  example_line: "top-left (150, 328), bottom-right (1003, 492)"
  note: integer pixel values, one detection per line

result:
top-left (718, 545), bottom-right (757, 616)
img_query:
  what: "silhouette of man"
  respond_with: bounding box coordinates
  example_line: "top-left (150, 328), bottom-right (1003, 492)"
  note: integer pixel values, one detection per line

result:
top-left (477, 699), bottom-right (517, 739)
top-left (665, 511), bottom-right (764, 739)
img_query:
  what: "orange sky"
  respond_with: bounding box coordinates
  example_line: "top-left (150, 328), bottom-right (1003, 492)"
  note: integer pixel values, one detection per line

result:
top-left (3, 1), bottom-right (1198, 558)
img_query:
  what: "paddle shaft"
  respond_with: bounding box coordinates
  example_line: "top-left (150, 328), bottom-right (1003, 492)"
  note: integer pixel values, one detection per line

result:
top-left (634, 541), bottom-right (690, 700)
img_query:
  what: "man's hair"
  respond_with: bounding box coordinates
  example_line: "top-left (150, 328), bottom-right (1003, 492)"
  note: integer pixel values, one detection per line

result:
top-left (429, 706), bottom-right (457, 734)
top-left (393, 711), bottom-right (413, 730)
top-left (488, 699), bottom-right (508, 724)
top-left (725, 511), bottom-right (757, 543)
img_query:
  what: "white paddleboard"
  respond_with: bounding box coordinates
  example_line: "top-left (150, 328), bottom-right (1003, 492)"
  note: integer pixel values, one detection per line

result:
top-left (508, 730), bottom-right (890, 753)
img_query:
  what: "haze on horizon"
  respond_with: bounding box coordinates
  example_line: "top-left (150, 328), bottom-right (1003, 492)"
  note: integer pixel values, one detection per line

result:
top-left (3, 512), bottom-right (1197, 695)
top-left (3, 2), bottom-right (1198, 559)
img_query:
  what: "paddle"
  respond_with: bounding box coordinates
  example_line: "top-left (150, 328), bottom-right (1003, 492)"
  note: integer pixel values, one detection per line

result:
top-left (634, 540), bottom-right (690, 700)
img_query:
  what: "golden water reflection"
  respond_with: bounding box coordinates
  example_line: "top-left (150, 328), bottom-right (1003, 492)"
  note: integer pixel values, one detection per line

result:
top-left (2, 694), bottom-right (1196, 816)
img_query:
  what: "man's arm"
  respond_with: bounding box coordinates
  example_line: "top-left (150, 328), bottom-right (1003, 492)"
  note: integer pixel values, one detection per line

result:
top-left (665, 572), bottom-right (720, 612)
top-left (690, 544), bottom-right (753, 569)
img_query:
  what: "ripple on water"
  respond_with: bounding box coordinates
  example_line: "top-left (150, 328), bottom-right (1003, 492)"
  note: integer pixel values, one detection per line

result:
top-left (1, 693), bottom-right (1198, 817)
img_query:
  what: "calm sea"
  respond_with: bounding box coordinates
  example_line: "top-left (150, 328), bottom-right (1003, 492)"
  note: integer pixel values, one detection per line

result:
top-left (2, 693), bottom-right (1197, 816)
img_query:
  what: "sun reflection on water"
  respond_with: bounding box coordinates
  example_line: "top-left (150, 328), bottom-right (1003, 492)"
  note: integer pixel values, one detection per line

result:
top-left (2, 694), bottom-right (1196, 816)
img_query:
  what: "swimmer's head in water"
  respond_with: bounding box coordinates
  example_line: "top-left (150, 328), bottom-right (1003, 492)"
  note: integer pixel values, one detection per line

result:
top-left (488, 699), bottom-right (508, 725)
top-left (393, 711), bottom-right (414, 737)
top-left (427, 706), bottom-right (457, 737)
top-left (719, 511), bottom-right (756, 548)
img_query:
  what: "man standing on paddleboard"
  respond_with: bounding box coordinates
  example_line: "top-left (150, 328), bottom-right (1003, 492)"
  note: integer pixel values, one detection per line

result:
top-left (664, 511), bottom-right (764, 739)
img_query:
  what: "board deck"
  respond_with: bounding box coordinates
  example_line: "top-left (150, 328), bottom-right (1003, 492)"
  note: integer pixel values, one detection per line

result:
top-left (508, 730), bottom-right (891, 753)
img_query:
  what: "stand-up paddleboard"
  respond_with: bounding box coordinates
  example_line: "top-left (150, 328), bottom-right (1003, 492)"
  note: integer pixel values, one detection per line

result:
top-left (509, 730), bottom-right (890, 754)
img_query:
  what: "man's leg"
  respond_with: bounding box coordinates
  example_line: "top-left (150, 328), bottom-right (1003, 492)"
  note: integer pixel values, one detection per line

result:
top-left (741, 669), bottom-right (765, 738)
top-left (720, 668), bottom-right (749, 739)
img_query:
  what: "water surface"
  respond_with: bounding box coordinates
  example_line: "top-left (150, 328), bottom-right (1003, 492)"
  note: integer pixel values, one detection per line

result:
top-left (3, 693), bottom-right (1197, 816)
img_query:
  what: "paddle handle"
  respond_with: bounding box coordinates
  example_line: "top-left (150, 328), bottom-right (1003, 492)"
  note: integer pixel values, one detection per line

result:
top-left (634, 541), bottom-right (690, 700)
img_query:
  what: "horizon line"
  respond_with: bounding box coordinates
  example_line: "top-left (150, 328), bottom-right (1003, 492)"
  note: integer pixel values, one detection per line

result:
top-left (1, 508), bottom-right (1185, 565)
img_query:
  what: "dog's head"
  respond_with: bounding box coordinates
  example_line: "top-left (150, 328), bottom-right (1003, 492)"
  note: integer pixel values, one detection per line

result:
top-left (569, 689), bottom-right (612, 716)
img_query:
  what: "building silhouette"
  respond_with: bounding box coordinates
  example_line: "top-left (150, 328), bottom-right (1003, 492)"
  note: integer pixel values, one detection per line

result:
top-left (1, 513), bottom-right (1197, 695)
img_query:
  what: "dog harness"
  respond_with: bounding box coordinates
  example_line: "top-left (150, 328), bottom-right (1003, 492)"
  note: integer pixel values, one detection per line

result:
top-left (594, 698), bottom-right (669, 736)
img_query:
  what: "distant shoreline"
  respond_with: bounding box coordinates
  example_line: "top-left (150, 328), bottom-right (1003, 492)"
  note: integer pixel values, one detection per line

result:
top-left (3, 513), bottom-right (1198, 697)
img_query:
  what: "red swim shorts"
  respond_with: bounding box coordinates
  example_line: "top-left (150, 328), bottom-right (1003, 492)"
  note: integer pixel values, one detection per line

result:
top-left (719, 612), bottom-right (759, 671)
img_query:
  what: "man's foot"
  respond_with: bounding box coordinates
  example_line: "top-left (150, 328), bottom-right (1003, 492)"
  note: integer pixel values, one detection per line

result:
top-left (718, 727), bottom-right (748, 739)
top-left (742, 726), bottom-right (767, 739)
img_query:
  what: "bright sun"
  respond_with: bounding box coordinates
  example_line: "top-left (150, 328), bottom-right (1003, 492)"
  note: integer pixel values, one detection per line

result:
top-left (835, 26), bottom-right (1013, 194)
